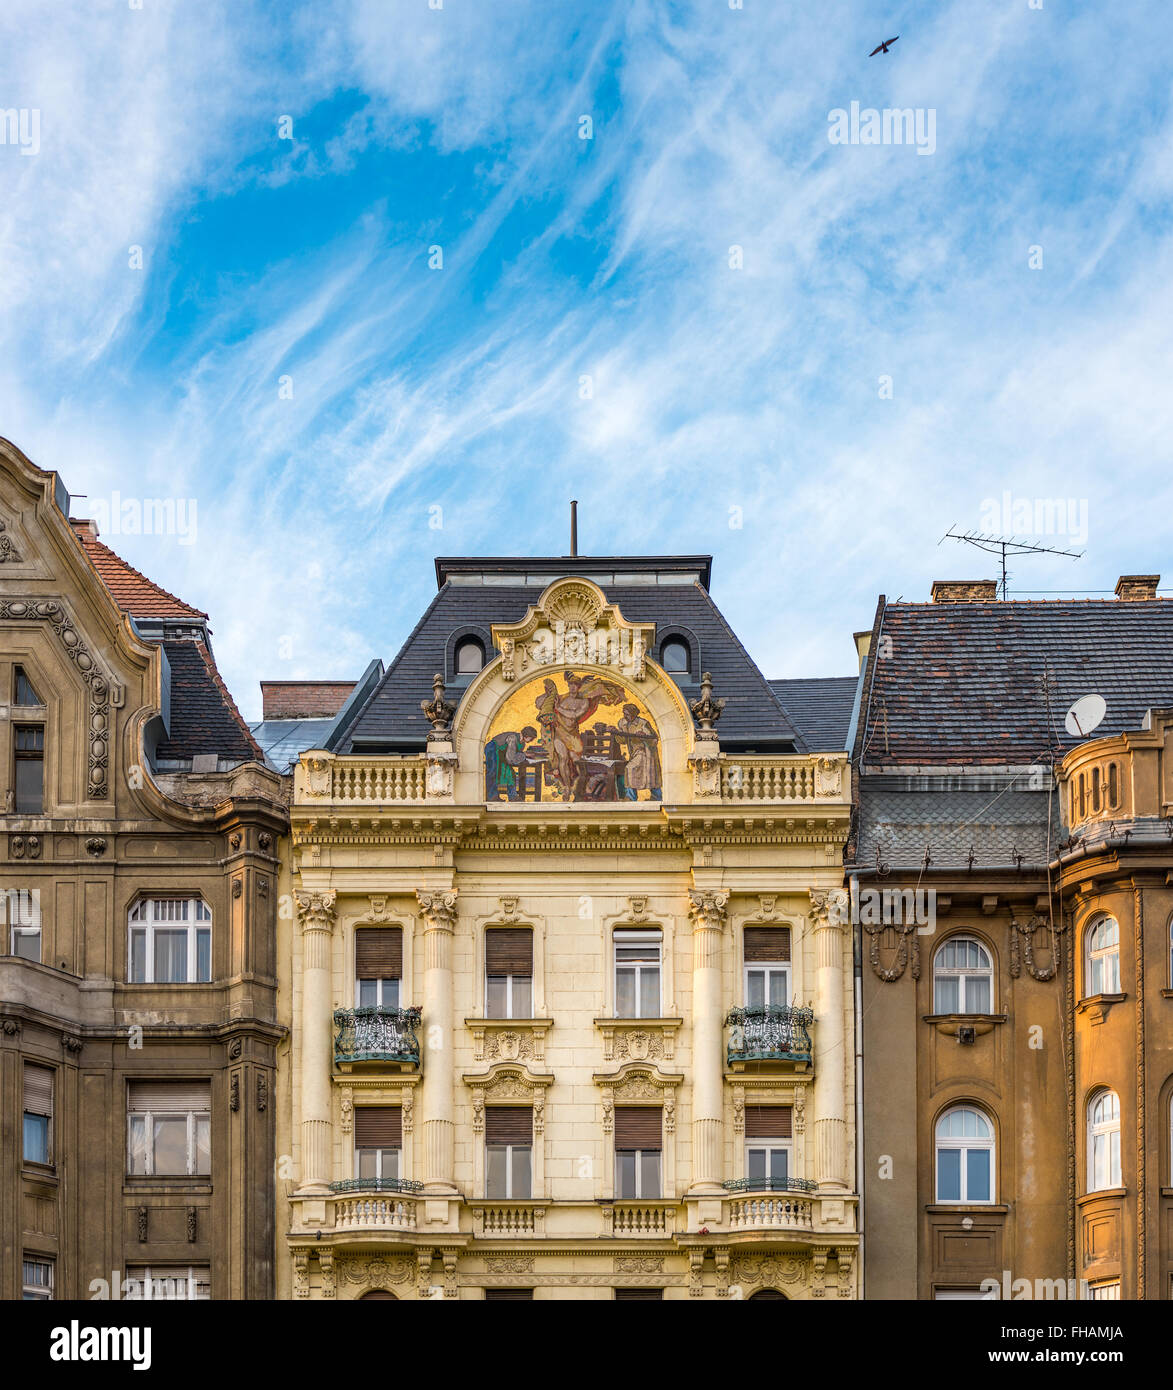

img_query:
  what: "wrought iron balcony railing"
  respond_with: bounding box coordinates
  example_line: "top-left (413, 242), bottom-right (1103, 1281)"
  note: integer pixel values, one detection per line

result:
top-left (722, 1176), bottom-right (819, 1195)
top-left (328, 1178), bottom-right (424, 1194)
top-left (333, 1005), bottom-right (422, 1066)
top-left (725, 1004), bottom-right (814, 1064)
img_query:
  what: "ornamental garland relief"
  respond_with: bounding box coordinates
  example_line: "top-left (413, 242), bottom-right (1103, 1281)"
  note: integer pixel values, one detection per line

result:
top-left (339, 1255), bottom-right (413, 1288)
top-left (731, 1253), bottom-right (809, 1288)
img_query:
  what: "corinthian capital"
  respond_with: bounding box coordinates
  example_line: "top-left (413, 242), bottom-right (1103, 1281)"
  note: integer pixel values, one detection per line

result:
top-left (688, 889), bottom-right (730, 932)
top-left (416, 889), bottom-right (458, 932)
top-left (294, 889), bottom-right (337, 933)
top-left (809, 887), bottom-right (849, 930)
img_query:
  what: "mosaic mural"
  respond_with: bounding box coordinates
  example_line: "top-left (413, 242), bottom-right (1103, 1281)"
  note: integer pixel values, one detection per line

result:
top-left (484, 671), bottom-right (662, 803)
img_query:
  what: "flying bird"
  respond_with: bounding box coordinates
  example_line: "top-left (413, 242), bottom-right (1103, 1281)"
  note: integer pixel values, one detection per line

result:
top-left (869, 36), bottom-right (899, 56)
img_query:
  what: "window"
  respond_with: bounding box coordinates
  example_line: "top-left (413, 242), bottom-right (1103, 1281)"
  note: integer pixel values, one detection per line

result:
top-left (355, 1107), bottom-right (401, 1183)
top-left (485, 1107), bottom-right (532, 1199)
top-left (127, 1080), bottom-right (211, 1176)
top-left (4, 887), bottom-right (41, 961)
top-left (485, 1288), bottom-right (534, 1300)
top-left (745, 1105), bottom-right (792, 1188)
top-left (614, 929), bottom-right (661, 1018)
top-left (934, 936), bottom-right (993, 1014)
top-left (125, 1266), bottom-right (210, 1300)
top-left (1088, 1089), bottom-right (1121, 1191)
top-left (660, 639), bottom-right (690, 675)
top-left (615, 1107), bottom-right (661, 1199)
top-left (22, 1258), bottom-right (53, 1300)
top-left (485, 928), bottom-right (533, 1018)
top-left (22, 1064), bottom-right (53, 1165)
top-left (1086, 916), bottom-right (1121, 996)
top-left (455, 637), bottom-right (484, 675)
top-left (14, 724), bottom-right (44, 814)
top-left (935, 1106), bottom-right (994, 1204)
top-left (128, 898), bottom-right (211, 984)
top-left (14, 666), bottom-right (44, 706)
top-left (615, 1287), bottom-right (663, 1301)
top-left (355, 927), bottom-right (401, 1009)
top-left (744, 926), bottom-right (790, 1008)
top-left (1088, 1281), bottom-right (1120, 1301)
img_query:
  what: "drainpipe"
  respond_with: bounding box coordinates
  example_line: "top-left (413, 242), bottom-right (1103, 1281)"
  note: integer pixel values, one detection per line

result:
top-left (851, 872), bottom-right (864, 1299)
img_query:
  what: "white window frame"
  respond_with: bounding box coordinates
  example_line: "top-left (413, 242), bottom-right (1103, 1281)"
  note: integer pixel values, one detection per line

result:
top-left (743, 962), bottom-right (790, 1009)
top-left (613, 930), bottom-right (662, 1019)
top-left (125, 1266), bottom-right (210, 1300)
top-left (1088, 1280), bottom-right (1120, 1301)
top-left (128, 897), bottom-right (212, 984)
top-left (355, 976), bottom-right (400, 1009)
top-left (22, 1257), bottom-right (53, 1300)
top-left (615, 1147), bottom-right (661, 1200)
top-left (1087, 1089), bottom-right (1121, 1192)
top-left (934, 1106), bottom-right (995, 1204)
top-left (1085, 916), bottom-right (1120, 997)
top-left (5, 888), bottom-right (42, 962)
top-left (485, 1142), bottom-right (532, 1200)
top-left (745, 1138), bottom-right (792, 1188)
top-left (355, 1142), bottom-right (401, 1183)
top-left (933, 935), bottom-right (994, 1014)
top-left (127, 1107), bottom-right (210, 1177)
top-left (485, 972), bottom-right (532, 1020)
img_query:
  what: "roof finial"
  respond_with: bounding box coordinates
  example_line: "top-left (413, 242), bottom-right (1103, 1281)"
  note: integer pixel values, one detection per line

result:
top-left (570, 499), bottom-right (578, 557)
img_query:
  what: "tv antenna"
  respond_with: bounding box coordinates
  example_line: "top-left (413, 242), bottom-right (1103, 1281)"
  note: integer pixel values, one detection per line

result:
top-left (940, 528), bottom-right (1083, 598)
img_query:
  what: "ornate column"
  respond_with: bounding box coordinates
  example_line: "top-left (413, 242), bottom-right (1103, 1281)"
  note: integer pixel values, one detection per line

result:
top-left (687, 889), bottom-right (729, 1194)
top-left (294, 890), bottom-right (337, 1194)
top-left (809, 888), bottom-right (849, 1189)
top-left (417, 888), bottom-right (459, 1192)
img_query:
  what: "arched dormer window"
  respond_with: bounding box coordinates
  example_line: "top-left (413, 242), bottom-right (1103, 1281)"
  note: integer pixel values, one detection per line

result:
top-left (455, 636), bottom-right (485, 675)
top-left (660, 638), bottom-right (690, 674)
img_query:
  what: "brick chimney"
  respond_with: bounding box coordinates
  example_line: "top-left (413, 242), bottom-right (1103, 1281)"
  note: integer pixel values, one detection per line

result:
top-left (930, 580), bottom-right (999, 603)
top-left (1114, 575), bottom-right (1160, 602)
top-left (260, 681), bottom-right (356, 720)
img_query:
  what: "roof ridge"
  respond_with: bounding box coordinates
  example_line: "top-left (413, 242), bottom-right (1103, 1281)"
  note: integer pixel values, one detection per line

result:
top-left (69, 519), bottom-right (208, 619)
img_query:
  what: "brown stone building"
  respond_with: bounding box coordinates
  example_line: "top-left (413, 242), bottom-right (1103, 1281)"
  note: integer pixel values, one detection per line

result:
top-left (0, 438), bottom-right (286, 1301)
top-left (851, 575), bottom-right (1173, 1300)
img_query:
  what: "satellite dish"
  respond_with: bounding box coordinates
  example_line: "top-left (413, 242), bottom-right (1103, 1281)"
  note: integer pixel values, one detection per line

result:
top-left (1064, 694), bottom-right (1106, 738)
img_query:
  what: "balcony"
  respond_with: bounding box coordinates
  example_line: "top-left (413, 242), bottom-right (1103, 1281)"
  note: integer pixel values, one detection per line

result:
top-left (469, 1202), bottom-right (547, 1238)
top-left (333, 1006), bottom-right (421, 1067)
top-left (725, 1005), bottom-right (813, 1066)
top-left (328, 1180), bottom-right (423, 1232)
top-left (601, 1201), bottom-right (679, 1238)
top-left (726, 1194), bottom-right (814, 1232)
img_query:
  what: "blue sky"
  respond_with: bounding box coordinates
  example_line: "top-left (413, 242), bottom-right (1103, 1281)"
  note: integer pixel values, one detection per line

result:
top-left (2, 0), bottom-right (1171, 719)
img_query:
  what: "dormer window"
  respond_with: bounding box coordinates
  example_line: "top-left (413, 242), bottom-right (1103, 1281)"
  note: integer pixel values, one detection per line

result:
top-left (455, 637), bottom-right (485, 675)
top-left (661, 638), bottom-right (690, 674)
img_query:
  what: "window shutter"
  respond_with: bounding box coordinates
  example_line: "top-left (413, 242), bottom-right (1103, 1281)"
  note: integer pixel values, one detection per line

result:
top-left (744, 926), bottom-right (790, 962)
top-left (745, 1104), bottom-right (791, 1139)
top-left (356, 927), bottom-right (403, 979)
top-left (24, 1063), bottom-right (54, 1115)
top-left (355, 1107), bottom-right (402, 1148)
top-left (128, 1080), bottom-right (211, 1113)
top-left (614, 1107), bottom-right (662, 1150)
top-left (484, 1288), bottom-right (534, 1300)
top-left (485, 1106), bottom-right (532, 1145)
top-left (615, 1287), bottom-right (663, 1300)
top-left (485, 929), bottom-right (533, 977)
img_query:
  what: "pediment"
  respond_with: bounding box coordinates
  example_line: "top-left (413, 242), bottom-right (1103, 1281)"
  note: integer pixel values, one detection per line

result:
top-left (490, 576), bottom-right (655, 683)
top-left (0, 501), bottom-right (55, 580)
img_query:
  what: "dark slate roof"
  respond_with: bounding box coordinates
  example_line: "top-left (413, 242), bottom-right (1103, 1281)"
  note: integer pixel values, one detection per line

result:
top-left (859, 599), bottom-right (1173, 767)
top-left (250, 717), bottom-right (336, 773)
top-left (154, 642), bottom-right (263, 763)
top-left (769, 677), bottom-right (858, 752)
top-left (341, 564), bottom-right (802, 751)
top-left (856, 785), bottom-right (1056, 871)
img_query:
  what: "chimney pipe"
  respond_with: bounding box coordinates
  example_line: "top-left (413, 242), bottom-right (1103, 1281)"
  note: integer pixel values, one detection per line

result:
top-left (570, 499), bottom-right (578, 557)
top-left (1115, 575), bottom-right (1159, 601)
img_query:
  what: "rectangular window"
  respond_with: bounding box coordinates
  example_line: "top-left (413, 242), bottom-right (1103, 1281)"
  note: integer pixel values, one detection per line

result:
top-left (128, 898), bottom-right (212, 984)
top-left (485, 1107), bottom-right (532, 1199)
top-left (22, 1258), bottom-right (54, 1300)
top-left (485, 928), bottom-right (533, 1019)
top-left (23, 1063), bottom-right (53, 1165)
top-left (743, 927), bottom-right (791, 1004)
top-left (1092, 1129), bottom-right (1121, 1190)
top-left (1088, 1281), bottom-right (1120, 1301)
top-left (355, 1107), bottom-right (402, 1183)
top-left (5, 887), bottom-right (41, 961)
top-left (127, 1080), bottom-right (211, 1176)
top-left (615, 1288), bottom-right (663, 1300)
top-left (355, 927), bottom-right (402, 1008)
top-left (14, 724), bottom-right (44, 814)
top-left (125, 1266), bottom-right (211, 1300)
top-left (745, 1104), bottom-right (792, 1187)
top-left (614, 1107), bottom-right (662, 1199)
top-left (614, 930), bottom-right (661, 1018)
top-left (485, 1288), bottom-right (534, 1300)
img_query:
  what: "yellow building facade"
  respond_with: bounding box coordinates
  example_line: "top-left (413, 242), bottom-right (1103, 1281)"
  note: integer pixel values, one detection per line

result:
top-left (275, 564), bottom-right (858, 1300)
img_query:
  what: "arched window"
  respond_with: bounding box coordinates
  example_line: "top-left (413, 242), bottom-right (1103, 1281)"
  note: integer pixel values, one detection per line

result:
top-left (933, 936), bottom-right (993, 1014)
top-left (1087, 1089), bottom-right (1121, 1191)
top-left (660, 638), bottom-right (690, 674)
top-left (748, 1288), bottom-right (787, 1300)
top-left (1086, 916), bottom-right (1120, 997)
top-left (935, 1106), bottom-right (994, 1204)
top-left (455, 637), bottom-right (485, 675)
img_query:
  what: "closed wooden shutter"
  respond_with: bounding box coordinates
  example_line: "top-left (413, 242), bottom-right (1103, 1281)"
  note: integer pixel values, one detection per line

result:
top-left (356, 928), bottom-right (402, 979)
top-left (485, 929), bottom-right (532, 976)
top-left (128, 1080), bottom-right (211, 1113)
top-left (485, 1107), bottom-right (532, 1144)
top-left (744, 926), bottom-right (790, 962)
top-left (484, 1288), bottom-right (534, 1300)
top-left (24, 1063), bottom-right (53, 1115)
top-left (614, 1107), bottom-right (662, 1150)
top-left (355, 1107), bottom-right (402, 1148)
top-left (615, 1288), bottom-right (663, 1300)
top-left (744, 1104), bottom-right (791, 1139)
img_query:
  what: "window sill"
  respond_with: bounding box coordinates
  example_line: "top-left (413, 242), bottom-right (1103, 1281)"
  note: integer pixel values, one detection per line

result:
top-left (1076, 993), bottom-right (1126, 1024)
top-left (925, 1203), bottom-right (1008, 1214)
top-left (595, 1017), bottom-right (683, 1063)
top-left (22, 1163), bottom-right (58, 1184)
top-left (923, 1014), bottom-right (1006, 1039)
top-left (1077, 1187), bottom-right (1126, 1206)
top-left (123, 1178), bottom-right (213, 1194)
top-left (1160, 990), bottom-right (1173, 1000)
top-left (465, 1017), bottom-right (553, 1064)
